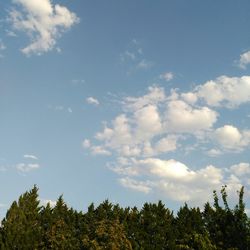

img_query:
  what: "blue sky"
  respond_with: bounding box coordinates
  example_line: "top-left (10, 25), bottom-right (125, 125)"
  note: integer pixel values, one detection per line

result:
top-left (0, 0), bottom-right (250, 217)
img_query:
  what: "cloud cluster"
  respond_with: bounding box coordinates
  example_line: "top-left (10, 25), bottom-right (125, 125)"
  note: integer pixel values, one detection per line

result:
top-left (195, 76), bottom-right (250, 107)
top-left (116, 158), bottom-right (246, 204)
top-left (84, 74), bottom-right (250, 205)
top-left (8, 0), bottom-right (79, 55)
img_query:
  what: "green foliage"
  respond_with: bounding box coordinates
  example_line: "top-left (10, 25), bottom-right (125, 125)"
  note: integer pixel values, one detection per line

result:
top-left (0, 185), bottom-right (249, 249)
top-left (1, 185), bottom-right (42, 249)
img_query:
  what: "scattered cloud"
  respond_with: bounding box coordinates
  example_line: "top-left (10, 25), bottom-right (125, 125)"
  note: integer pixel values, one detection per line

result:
top-left (120, 39), bottom-right (153, 72)
top-left (160, 72), bottom-right (174, 82)
top-left (8, 0), bottom-right (80, 55)
top-left (136, 59), bottom-right (154, 70)
top-left (86, 97), bottom-right (100, 106)
top-left (84, 74), bottom-right (250, 205)
top-left (16, 163), bottom-right (40, 172)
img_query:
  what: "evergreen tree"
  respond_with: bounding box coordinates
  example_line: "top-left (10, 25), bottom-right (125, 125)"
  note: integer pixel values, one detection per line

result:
top-left (43, 196), bottom-right (80, 249)
top-left (1, 186), bottom-right (42, 249)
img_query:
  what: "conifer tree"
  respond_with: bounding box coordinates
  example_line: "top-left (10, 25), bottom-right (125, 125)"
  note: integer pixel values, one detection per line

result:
top-left (1, 186), bottom-right (42, 249)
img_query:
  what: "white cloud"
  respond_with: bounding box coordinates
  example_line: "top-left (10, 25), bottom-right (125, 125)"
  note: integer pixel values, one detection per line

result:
top-left (16, 163), bottom-right (40, 172)
top-left (195, 76), bottom-right (250, 108)
top-left (160, 72), bottom-right (174, 82)
top-left (23, 154), bottom-right (38, 160)
top-left (206, 148), bottom-right (222, 157)
top-left (181, 92), bottom-right (198, 105)
top-left (134, 105), bottom-right (162, 140)
top-left (9, 0), bottom-right (79, 55)
top-left (124, 86), bottom-right (166, 111)
top-left (238, 51), bottom-right (250, 69)
top-left (86, 97), bottom-right (100, 106)
top-left (91, 146), bottom-right (111, 156)
top-left (155, 136), bottom-right (177, 153)
top-left (84, 84), bottom-right (250, 205)
top-left (214, 125), bottom-right (250, 151)
top-left (230, 163), bottom-right (250, 177)
top-left (113, 157), bottom-right (248, 204)
top-left (165, 100), bottom-right (218, 133)
top-left (119, 177), bottom-right (152, 193)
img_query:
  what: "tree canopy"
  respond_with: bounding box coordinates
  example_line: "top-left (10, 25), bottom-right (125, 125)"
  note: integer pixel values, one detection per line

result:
top-left (0, 185), bottom-right (249, 249)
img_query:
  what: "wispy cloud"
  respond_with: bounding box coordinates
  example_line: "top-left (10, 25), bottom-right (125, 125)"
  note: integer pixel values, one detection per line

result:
top-left (120, 39), bottom-right (154, 73)
top-left (8, 0), bottom-right (80, 55)
top-left (238, 51), bottom-right (250, 69)
top-left (23, 154), bottom-right (38, 160)
top-left (86, 97), bottom-right (100, 106)
top-left (16, 163), bottom-right (40, 172)
top-left (159, 72), bottom-right (174, 82)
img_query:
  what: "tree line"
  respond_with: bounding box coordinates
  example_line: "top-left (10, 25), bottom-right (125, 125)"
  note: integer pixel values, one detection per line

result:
top-left (0, 185), bottom-right (249, 249)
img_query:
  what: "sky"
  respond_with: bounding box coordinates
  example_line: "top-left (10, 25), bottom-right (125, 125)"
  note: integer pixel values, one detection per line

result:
top-left (0, 0), bottom-right (250, 217)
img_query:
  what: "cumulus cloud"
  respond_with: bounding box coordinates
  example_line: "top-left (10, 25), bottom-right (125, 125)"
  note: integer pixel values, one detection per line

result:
top-left (164, 100), bottom-right (218, 133)
top-left (84, 83), bottom-right (250, 205)
top-left (8, 0), bottom-right (79, 55)
top-left (195, 76), bottom-right (250, 108)
top-left (112, 157), bottom-right (247, 204)
top-left (124, 86), bottom-right (166, 111)
top-left (230, 163), bottom-right (250, 177)
top-left (214, 125), bottom-right (250, 151)
top-left (86, 97), bottom-right (100, 106)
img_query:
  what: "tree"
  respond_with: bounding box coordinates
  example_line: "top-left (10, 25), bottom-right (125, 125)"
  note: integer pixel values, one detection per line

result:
top-left (82, 219), bottom-right (132, 249)
top-left (1, 186), bottom-right (42, 249)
